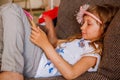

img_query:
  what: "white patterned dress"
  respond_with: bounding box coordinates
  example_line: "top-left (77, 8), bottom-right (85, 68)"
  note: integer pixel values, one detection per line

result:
top-left (35, 38), bottom-right (101, 78)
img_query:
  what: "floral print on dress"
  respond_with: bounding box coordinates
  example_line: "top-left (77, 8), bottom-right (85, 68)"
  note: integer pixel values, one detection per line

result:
top-left (56, 48), bottom-right (64, 54)
top-left (45, 61), bottom-right (51, 67)
top-left (49, 67), bottom-right (54, 73)
top-left (44, 60), bottom-right (54, 73)
top-left (78, 38), bottom-right (85, 48)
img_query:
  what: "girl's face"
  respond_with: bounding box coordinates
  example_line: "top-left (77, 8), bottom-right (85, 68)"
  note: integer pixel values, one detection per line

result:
top-left (80, 15), bottom-right (102, 41)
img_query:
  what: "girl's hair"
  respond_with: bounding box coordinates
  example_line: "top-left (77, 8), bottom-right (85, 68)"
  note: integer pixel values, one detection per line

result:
top-left (58, 4), bottom-right (119, 55)
top-left (88, 4), bottom-right (119, 36)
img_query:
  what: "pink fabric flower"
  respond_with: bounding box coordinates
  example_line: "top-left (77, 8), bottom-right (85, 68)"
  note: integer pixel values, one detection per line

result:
top-left (76, 4), bottom-right (102, 24)
top-left (76, 4), bottom-right (89, 24)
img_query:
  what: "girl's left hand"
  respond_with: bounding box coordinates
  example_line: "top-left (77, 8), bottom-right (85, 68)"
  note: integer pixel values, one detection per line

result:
top-left (30, 26), bottom-right (50, 49)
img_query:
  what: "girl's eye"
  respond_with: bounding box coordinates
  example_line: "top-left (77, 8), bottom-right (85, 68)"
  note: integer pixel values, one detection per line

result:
top-left (87, 23), bottom-right (91, 25)
top-left (87, 22), bottom-right (92, 25)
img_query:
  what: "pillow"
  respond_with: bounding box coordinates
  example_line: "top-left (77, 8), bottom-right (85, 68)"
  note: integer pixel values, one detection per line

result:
top-left (98, 9), bottom-right (120, 79)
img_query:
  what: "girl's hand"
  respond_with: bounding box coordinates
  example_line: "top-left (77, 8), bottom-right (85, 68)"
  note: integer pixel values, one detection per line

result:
top-left (44, 16), bottom-right (54, 32)
top-left (30, 26), bottom-right (50, 49)
top-left (44, 16), bottom-right (58, 47)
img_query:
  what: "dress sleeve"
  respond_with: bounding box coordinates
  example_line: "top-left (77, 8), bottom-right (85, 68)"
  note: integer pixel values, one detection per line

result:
top-left (81, 53), bottom-right (101, 72)
top-left (81, 41), bottom-right (101, 72)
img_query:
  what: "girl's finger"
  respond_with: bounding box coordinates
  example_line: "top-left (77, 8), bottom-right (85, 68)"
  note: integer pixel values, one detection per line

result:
top-left (31, 27), bottom-right (41, 35)
top-left (37, 27), bottom-right (45, 33)
top-left (30, 34), bottom-right (39, 43)
top-left (31, 30), bottom-right (38, 36)
top-left (29, 19), bottom-right (36, 28)
top-left (31, 25), bottom-right (37, 31)
top-left (30, 37), bottom-right (36, 45)
top-left (30, 34), bottom-right (36, 40)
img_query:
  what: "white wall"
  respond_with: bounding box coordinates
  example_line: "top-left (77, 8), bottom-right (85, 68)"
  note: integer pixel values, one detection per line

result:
top-left (15, 0), bottom-right (43, 9)
top-left (15, 0), bottom-right (60, 9)
top-left (42, 0), bottom-right (60, 10)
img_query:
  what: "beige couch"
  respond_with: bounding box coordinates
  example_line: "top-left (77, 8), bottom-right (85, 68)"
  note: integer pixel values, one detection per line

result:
top-left (0, 0), bottom-right (120, 80)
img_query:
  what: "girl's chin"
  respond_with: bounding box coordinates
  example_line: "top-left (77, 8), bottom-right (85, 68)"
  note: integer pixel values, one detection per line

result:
top-left (82, 36), bottom-right (90, 40)
top-left (82, 36), bottom-right (87, 39)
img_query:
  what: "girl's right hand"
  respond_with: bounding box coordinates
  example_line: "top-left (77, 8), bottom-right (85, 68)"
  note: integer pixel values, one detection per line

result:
top-left (30, 26), bottom-right (50, 49)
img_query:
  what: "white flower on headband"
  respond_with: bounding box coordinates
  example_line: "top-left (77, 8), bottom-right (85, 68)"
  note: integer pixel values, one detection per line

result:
top-left (76, 4), bottom-right (90, 24)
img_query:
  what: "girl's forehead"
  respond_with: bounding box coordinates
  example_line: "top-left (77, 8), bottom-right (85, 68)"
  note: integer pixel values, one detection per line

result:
top-left (83, 15), bottom-right (95, 21)
top-left (83, 15), bottom-right (101, 26)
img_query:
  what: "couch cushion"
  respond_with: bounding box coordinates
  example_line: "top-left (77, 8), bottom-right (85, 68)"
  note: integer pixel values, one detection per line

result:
top-left (98, 9), bottom-right (120, 79)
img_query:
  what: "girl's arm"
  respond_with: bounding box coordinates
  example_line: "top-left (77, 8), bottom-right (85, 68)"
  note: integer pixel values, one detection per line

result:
top-left (30, 26), bottom-right (97, 79)
top-left (44, 16), bottom-right (58, 48)
top-left (43, 44), bottom-right (97, 80)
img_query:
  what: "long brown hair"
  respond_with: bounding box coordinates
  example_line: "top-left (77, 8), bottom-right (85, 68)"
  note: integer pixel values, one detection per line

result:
top-left (58, 4), bottom-right (119, 55)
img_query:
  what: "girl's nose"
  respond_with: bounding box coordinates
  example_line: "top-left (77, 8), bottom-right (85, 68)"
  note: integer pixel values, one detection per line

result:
top-left (80, 23), bottom-right (86, 30)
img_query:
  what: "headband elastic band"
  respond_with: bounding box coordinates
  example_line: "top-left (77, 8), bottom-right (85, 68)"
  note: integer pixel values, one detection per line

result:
top-left (84, 11), bottom-right (102, 24)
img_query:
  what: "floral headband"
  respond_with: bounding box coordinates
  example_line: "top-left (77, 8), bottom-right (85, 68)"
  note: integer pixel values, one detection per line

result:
top-left (76, 4), bottom-right (102, 24)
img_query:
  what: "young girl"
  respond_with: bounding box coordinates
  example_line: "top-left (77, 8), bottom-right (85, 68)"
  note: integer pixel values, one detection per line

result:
top-left (30, 4), bottom-right (118, 79)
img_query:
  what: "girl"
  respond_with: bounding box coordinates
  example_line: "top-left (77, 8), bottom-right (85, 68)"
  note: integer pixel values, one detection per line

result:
top-left (30, 4), bottom-right (118, 79)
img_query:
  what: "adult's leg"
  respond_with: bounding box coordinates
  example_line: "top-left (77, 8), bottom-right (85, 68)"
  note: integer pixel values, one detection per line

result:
top-left (1, 3), bottom-right (43, 78)
top-left (0, 71), bottom-right (23, 80)
top-left (0, 1), bottom-right (23, 80)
